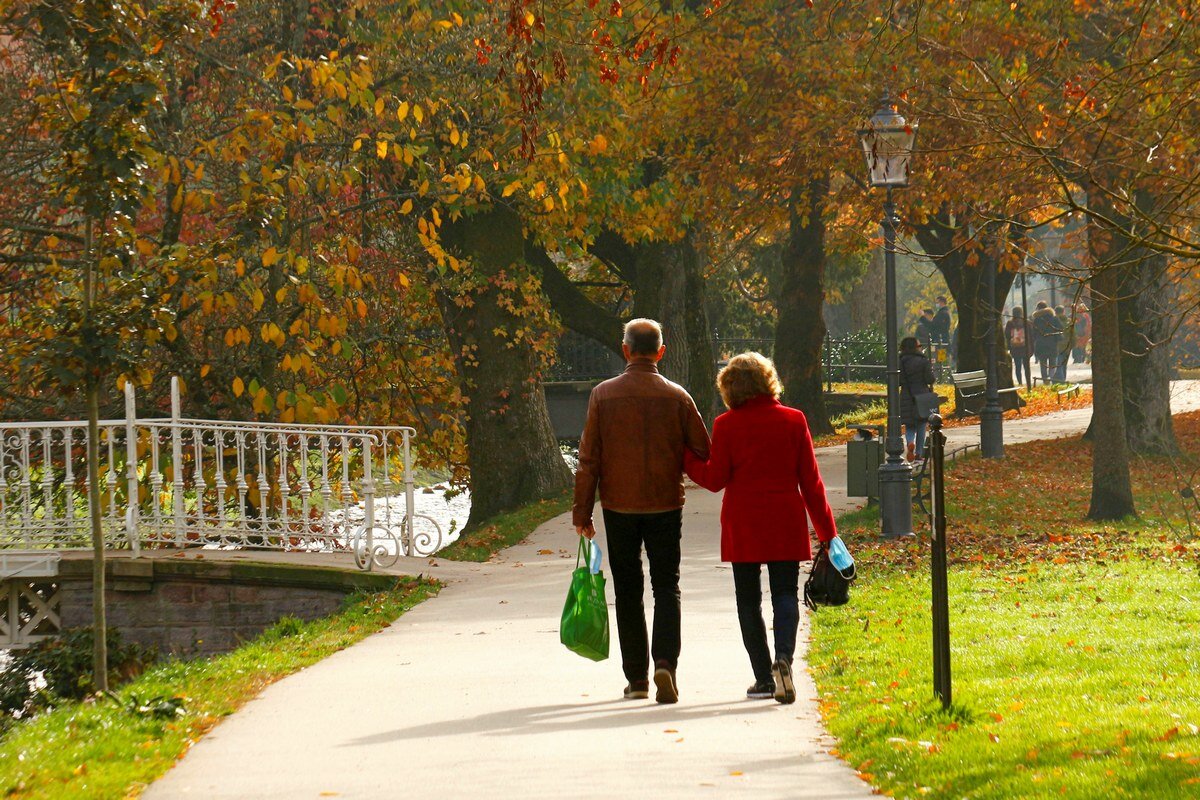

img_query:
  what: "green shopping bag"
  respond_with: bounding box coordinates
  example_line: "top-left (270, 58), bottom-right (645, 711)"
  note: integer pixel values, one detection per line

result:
top-left (559, 536), bottom-right (610, 661)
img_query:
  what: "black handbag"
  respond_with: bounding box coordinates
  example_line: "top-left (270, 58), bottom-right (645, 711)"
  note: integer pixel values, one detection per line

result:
top-left (804, 541), bottom-right (856, 610)
top-left (914, 390), bottom-right (942, 419)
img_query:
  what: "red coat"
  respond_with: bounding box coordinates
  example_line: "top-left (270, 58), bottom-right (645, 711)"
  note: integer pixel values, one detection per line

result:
top-left (684, 396), bottom-right (837, 563)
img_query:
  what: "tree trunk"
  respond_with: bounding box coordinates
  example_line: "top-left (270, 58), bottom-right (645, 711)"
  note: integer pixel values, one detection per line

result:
top-left (950, 257), bottom-right (1017, 413)
top-left (774, 178), bottom-right (833, 435)
top-left (914, 214), bottom-right (1018, 414)
top-left (439, 206), bottom-right (572, 528)
top-left (629, 234), bottom-right (718, 421)
top-left (83, 218), bottom-right (108, 692)
top-left (1117, 227), bottom-right (1177, 455)
top-left (849, 250), bottom-right (887, 333)
top-left (1088, 260), bottom-right (1136, 519)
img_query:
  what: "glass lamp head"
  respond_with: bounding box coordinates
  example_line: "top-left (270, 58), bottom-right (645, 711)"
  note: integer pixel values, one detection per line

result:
top-left (857, 93), bottom-right (917, 188)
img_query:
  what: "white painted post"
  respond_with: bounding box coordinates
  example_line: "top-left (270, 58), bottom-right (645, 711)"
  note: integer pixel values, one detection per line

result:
top-left (361, 434), bottom-right (375, 572)
top-left (124, 381), bottom-right (140, 557)
top-left (170, 377), bottom-right (185, 545)
top-left (403, 430), bottom-right (415, 556)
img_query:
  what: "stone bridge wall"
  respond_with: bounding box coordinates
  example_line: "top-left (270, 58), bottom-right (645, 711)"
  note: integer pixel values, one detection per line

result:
top-left (56, 557), bottom-right (398, 658)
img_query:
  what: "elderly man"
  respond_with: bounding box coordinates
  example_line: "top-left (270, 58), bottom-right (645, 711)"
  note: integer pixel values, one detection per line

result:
top-left (573, 318), bottom-right (710, 704)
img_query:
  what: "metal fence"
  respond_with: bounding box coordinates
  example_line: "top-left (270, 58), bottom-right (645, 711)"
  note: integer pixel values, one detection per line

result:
top-left (0, 378), bottom-right (441, 570)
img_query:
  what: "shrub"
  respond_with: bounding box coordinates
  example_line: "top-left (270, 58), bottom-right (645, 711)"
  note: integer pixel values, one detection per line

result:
top-left (0, 628), bottom-right (155, 718)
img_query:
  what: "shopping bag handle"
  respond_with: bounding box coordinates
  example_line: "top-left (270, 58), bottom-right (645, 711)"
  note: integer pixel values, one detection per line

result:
top-left (576, 535), bottom-right (603, 573)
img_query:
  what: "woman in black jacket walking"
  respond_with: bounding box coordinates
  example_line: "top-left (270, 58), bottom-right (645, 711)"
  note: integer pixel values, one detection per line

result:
top-left (899, 337), bottom-right (936, 462)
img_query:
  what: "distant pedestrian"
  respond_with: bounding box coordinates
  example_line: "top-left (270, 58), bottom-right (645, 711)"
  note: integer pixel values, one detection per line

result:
top-left (1054, 305), bottom-right (1074, 381)
top-left (899, 336), bottom-right (936, 462)
top-left (683, 352), bottom-right (837, 705)
top-left (573, 318), bottom-right (711, 704)
top-left (1073, 303), bottom-right (1091, 363)
top-left (915, 309), bottom-right (936, 351)
top-left (1031, 301), bottom-right (1062, 383)
top-left (1005, 307), bottom-right (1034, 387)
top-left (932, 296), bottom-right (952, 348)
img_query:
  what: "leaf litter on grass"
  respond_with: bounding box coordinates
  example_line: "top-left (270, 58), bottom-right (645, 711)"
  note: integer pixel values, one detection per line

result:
top-left (811, 410), bottom-right (1200, 800)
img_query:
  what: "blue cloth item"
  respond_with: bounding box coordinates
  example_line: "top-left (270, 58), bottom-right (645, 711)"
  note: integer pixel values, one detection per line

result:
top-left (828, 536), bottom-right (855, 576)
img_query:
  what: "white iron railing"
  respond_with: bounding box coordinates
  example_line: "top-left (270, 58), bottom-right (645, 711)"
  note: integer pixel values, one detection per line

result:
top-left (0, 378), bottom-right (443, 570)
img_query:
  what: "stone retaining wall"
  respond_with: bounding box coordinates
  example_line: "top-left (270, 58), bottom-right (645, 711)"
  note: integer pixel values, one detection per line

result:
top-left (56, 557), bottom-right (398, 658)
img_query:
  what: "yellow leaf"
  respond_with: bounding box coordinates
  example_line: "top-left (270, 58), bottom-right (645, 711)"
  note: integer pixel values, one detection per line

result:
top-left (46, 235), bottom-right (59, 249)
top-left (275, 287), bottom-right (287, 303)
top-left (232, 377), bottom-right (244, 397)
top-left (200, 364), bottom-right (211, 378)
top-left (525, 10), bottom-right (535, 25)
top-left (452, 12), bottom-right (463, 25)
top-left (502, 180), bottom-right (522, 198)
top-left (262, 247), bottom-right (281, 267)
top-left (400, 199), bottom-right (414, 215)
top-left (450, 128), bottom-right (461, 146)
top-left (376, 140), bottom-right (388, 159)
top-left (252, 288), bottom-right (265, 311)
top-left (413, 104), bottom-right (424, 124)
top-left (374, 97), bottom-right (384, 117)
top-left (588, 134), bottom-right (608, 155)
top-left (171, 186), bottom-right (184, 213)
top-left (397, 101), bottom-right (409, 121)
top-left (352, 138), bottom-right (362, 152)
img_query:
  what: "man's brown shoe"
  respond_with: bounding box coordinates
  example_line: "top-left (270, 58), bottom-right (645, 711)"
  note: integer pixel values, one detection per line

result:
top-left (653, 660), bottom-right (678, 704)
top-left (623, 681), bottom-right (649, 700)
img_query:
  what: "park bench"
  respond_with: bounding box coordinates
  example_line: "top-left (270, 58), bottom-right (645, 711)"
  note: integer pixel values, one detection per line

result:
top-left (1056, 384), bottom-right (1082, 404)
top-left (950, 370), bottom-right (1024, 417)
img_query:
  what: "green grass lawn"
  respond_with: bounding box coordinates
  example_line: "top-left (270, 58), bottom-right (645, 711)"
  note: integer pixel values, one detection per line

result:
top-left (810, 411), bottom-right (1200, 799)
top-left (438, 491), bottom-right (572, 562)
top-left (0, 578), bottom-right (437, 800)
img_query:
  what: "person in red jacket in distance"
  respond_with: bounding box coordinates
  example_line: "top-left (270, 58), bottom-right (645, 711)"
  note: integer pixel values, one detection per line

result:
top-left (684, 352), bottom-right (838, 704)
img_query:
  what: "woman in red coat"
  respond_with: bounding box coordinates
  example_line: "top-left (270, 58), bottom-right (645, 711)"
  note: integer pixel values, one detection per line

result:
top-left (684, 352), bottom-right (838, 704)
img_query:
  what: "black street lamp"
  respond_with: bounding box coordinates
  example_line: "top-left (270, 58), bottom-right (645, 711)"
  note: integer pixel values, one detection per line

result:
top-left (858, 92), bottom-right (917, 539)
top-left (980, 259), bottom-right (1004, 458)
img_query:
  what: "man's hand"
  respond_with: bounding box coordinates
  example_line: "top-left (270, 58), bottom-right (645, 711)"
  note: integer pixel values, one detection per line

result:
top-left (575, 522), bottom-right (596, 540)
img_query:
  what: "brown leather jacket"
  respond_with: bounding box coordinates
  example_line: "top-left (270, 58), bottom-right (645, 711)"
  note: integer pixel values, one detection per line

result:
top-left (572, 360), bottom-right (711, 526)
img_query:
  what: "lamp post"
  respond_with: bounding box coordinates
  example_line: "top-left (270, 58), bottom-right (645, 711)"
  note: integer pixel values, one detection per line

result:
top-left (858, 92), bottom-right (917, 539)
top-left (980, 259), bottom-right (1004, 458)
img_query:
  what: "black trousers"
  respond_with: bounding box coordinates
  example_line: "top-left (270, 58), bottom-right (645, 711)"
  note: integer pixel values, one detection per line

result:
top-left (602, 508), bottom-right (682, 684)
top-left (731, 561), bottom-right (800, 684)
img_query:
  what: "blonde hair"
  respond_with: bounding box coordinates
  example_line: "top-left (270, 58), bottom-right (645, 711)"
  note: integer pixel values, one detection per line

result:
top-left (717, 352), bottom-right (782, 409)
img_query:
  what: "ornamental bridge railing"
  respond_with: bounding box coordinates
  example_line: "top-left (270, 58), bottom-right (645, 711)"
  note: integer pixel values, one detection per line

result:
top-left (0, 377), bottom-right (442, 572)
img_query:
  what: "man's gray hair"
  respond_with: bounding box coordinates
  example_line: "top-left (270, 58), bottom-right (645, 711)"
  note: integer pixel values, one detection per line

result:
top-left (623, 318), bottom-right (663, 356)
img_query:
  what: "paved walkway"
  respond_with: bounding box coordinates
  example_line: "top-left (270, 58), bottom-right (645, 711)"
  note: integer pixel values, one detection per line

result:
top-left (146, 382), bottom-right (1200, 800)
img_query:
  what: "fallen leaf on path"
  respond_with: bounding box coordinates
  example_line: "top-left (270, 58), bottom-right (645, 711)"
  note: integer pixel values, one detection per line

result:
top-left (537, 549), bottom-right (553, 555)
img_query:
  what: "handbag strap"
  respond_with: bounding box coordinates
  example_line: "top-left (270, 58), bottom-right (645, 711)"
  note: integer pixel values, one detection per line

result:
top-left (803, 542), bottom-right (826, 611)
top-left (576, 535), bottom-right (589, 569)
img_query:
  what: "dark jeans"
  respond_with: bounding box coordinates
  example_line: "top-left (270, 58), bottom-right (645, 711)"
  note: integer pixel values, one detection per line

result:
top-left (602, 508), bottom-right (682, 684)
top-left (731, 561), bottom-right (800, 684)
top-left (1011, 352), bottom-right (1030, 386)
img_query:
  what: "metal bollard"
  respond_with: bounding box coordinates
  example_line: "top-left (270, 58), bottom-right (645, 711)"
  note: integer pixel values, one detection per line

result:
top-left (928, 413), bottom-right (952, 709)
